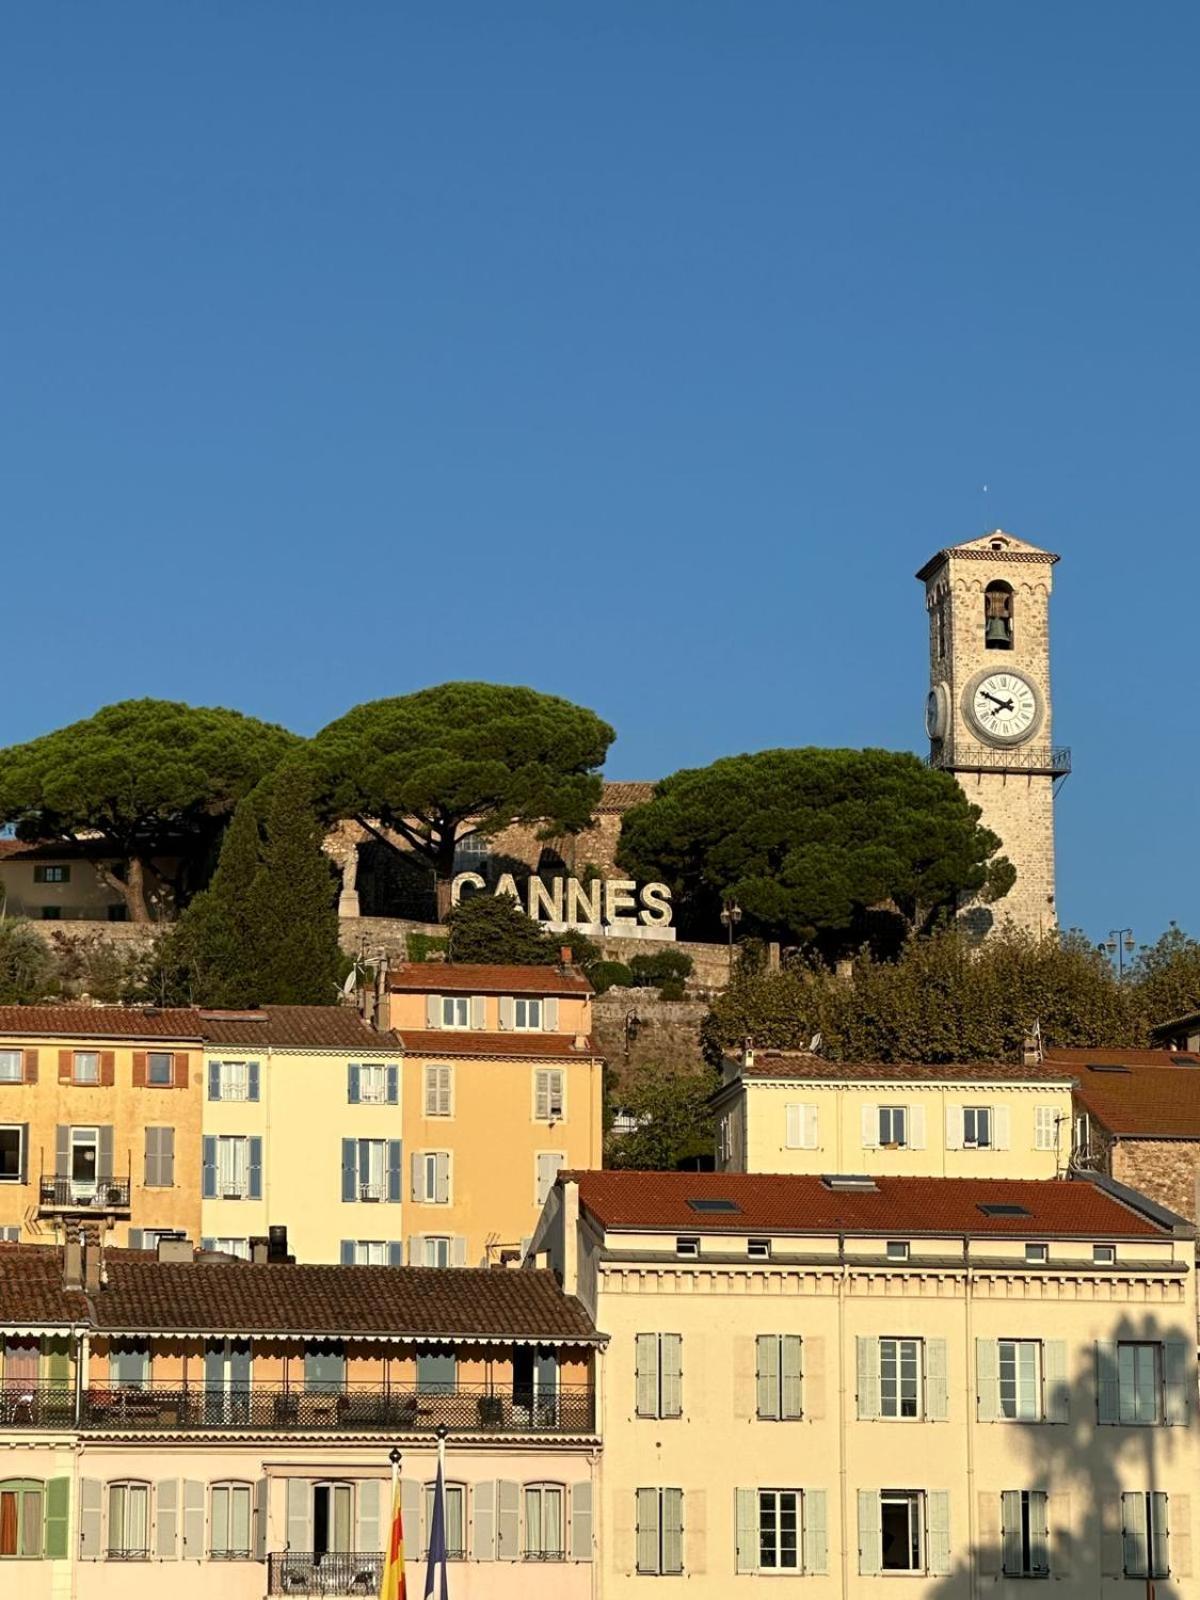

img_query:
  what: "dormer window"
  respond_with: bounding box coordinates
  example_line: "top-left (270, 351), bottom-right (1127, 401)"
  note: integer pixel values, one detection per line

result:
top-left (985, 581), bottom-right (1014, 649)
top-left (441, 997), bottom-right (470, 1029)
top-left (676, 1236), bottom-right (700, 1258)
top-left (514, 998), bottom-right (543, 1031)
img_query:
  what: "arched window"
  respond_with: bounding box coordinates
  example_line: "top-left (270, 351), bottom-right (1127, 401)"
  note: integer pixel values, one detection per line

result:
top-left (422, 1481), bottom-right (466, 1559)
top-left (984, 581), bottom-right (1014, 649)
top-left (523, 1482), bottom-right (565, 1561)
top-left (0, 1479), bottom-right (43, 1557)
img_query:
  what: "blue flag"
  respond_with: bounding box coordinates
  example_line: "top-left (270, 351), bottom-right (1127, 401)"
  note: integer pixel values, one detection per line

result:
top-left (423, 1457), bottom-right (450, 1600)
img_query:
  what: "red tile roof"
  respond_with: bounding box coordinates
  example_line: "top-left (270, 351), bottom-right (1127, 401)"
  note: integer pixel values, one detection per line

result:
top-left (1045, 1047), bottom-right (1200, 1069)
top-left (1074, 1067), bottom-right (1200, 1138)
top-left (569, 1171), bottom-right (1169, 1238)
top-left (198, 1007), bottom-right (399, 1051)
top-left (733, 1055), bottom-right (1073, 1084)
top-left (397, 1029), bottom-right (598, 1060)
top-left (0, 1245), bottom-right (89, 1325)
top-left (389, 964), bottom-right (592, 997)
top-left (0, 1006), bottom-right (204, 1041)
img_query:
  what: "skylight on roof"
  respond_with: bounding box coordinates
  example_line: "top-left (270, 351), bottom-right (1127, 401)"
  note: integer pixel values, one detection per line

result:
top-left (978, 1203), bottom-right (1032, 1217)
top-left (821, 1174), bottom-right (878, 1192)
top-left (686, 1198), bottom-right (742, 1214)
top-left (1087, 1063), bottom-right (1131, 1074)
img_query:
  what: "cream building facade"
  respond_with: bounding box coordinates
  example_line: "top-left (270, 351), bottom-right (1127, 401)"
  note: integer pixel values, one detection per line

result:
top-left (918, 529), bottom-right (1067, 937)
top-left (532, 1167), bottom-right (1200, 1598)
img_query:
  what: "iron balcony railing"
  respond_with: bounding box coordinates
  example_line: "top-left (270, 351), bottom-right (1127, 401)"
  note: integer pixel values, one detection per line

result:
top-left (38, 1174), bottom-right (131, 1212)
top-left (76, 1381), bottom-right (594, 1435)
top-left (268, 1552), bottom-right (384, 1596)
top-left (0, 1384), bottom-right (76, 1429)
top-left (927, 743), bottom-right (1071, 777)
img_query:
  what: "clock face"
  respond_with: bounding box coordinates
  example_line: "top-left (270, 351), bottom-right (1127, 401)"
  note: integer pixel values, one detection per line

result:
top-left (966, 670), bottom-right (1040, 744)
top-left (925, 684), bottom-right (948, 740)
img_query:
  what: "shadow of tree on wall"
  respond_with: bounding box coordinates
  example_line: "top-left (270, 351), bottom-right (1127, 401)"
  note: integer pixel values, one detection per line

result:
top-left (915, 1309), bottom-right (1192, 1598)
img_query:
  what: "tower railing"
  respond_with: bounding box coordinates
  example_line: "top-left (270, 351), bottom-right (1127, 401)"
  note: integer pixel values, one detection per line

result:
top-left (927, 744), bottom-right (1071, 778)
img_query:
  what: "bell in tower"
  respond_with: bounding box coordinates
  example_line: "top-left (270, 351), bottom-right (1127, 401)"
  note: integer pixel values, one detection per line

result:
top-left (984, 581), bottom-right (1014, 649)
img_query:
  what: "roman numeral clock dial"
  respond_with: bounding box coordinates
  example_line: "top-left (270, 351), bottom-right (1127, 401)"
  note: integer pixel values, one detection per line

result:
top-left (963, 669), bottom-right (1042, 746)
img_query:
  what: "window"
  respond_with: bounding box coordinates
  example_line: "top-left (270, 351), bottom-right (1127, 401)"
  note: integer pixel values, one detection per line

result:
top-left (416, 1348), bottom-right (457, 1394)
top-left (1094, 1243), bottom-right (1116, 1265)
top-left (514, 998), bottom-right (543, 1031)
top-left (423, 1482), bottom-right (465, 1560)
top-left (216, 1136), bottom-right (251, 1199)
top-left (635, 1333), bottom-right (683, 1419)
top-left (354, 1139), bottom-right (386, 1201)
top-left (636, 1488), bottom-right (683, 1575)
top-left (675, 1237), bottom-right (699, 1258)
top-left (535, 1152), bottom-right (564, 1208)
top-left (212, 1237), bottom-right (250, 1259)
top-left (878, 1106), bottom-right (908, 1148)
top-left (1072, 1112), bottom-right (1089, 1158)
top-left (880, 1491), bottom-right (922, 1571)
top-left (962, 1106), bottom-right (992, 1148)
top-left (422, 1236), bottom-right (451, 1268)
top-left (146, 1052), bottom-right (174, 1087)
top-left (0, 1053), bottom-right (21, 1084)
top-left (1115, 1343), bottom-right (1161, 1425)
top-left (0, 1479), bottom-right (43, 1557)
top-left (33, 865), bottom-right (69, 884)
top-left (110, 1341), bottom-right (150, 1388)
top-left (107, 1481), bottom-right (150, 1558)
top-left (984, 580), bottom-right (1014, 648)
top-left (424, 1065), bottom-right (453, 1118)
top-left (756, 1334), bottom-right (803, 1420)
top-left (441, 996), bottom-right (470, 1029)
top-left (534, 1068), bottom-right (564, 1121)
top-left (879, 1339), bottom-right (921, 1419)
top-left (210, 1482), bottom-right (253, 1559)
top-left (210, 1061), bottom-right (255, 1102)
top-left (886, 1240), bottom-right (910, 1262)
top-left (747, 1238), bottom-right (771, 1260)
top-left (523, 1484), bottom-right (564, 1560)
top-left (0, 1129), bottom-right (22, 1183)
top-left (1001, 1490), bottom-right (1049, 1576)
top-left (143, 1126), bottom-right (174, 1188)
top-left (998, 1340), bottom-right (1042, 1420)
top-left (1123, 1491), bottom-right (1170, 1579)
top-left (758, 1489), bottom-right (800, 1570)
top-left (352, 1241), bottom-right (386, 1266)
top-left (74, 1052), bottom-right (100, 1085)
top-left (304, 1342), bottom-right (345, 1393)
top-left (413, 1151), bottom-right (450, 1205)
top-left (1025, 1242), bottom-right (1048, 1265)
top-left (358, 1063), bottom-right (389, 1104)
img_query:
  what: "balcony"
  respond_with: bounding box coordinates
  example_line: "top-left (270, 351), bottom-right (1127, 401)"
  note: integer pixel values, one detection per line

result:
top-left (927, 743), bottom-right (1072, 778)
top-left (38, 1174), bottom-right (131, 1215)
top-left (0, 1384), bottom-right (77, 1429)
top-left (77, 1381), bottom-right (595, 1435)
top-left (268, 1552), bottom-right (383, 1596)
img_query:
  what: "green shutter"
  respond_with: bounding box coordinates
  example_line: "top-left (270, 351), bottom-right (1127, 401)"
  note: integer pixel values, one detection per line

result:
top-left (44, 1477), bottom-right (70, 1559)
top-left (46, 1337), bottom-right (71, 1390)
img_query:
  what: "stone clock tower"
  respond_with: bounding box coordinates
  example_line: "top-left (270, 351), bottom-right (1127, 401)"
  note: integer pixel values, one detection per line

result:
top-left (917, 530), bottom-right (1068, 936)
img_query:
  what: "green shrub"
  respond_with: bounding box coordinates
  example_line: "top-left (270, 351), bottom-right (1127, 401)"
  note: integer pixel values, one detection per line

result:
top-left (589, 961), bottom-right (633, 994)
top-left (656, 977), bottom-right (687, 1001)
top-left (628, 949), bottom-right (693, 986)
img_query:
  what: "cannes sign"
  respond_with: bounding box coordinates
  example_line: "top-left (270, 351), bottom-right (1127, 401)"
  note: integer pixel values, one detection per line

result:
top-left (450, 872), bottom-right (675, 941)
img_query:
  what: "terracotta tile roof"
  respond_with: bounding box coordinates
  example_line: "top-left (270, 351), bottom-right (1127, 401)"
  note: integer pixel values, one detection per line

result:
top-left (1074, 1067), bottom-right (1200, 1138)
top-left (597, 781), bottom-right (657, 813)
top-left (397, 1029), bottom-right (598, 1060)
top-left (569, 1171), bottom-right (1168, 1239)
top-left (87, 1253), bottom-right (598, 1340)
top-left (1045, 1046), bottom-right (1200, 1069)
top-left (0, 1006), bottom-right (204, 1042)
top-left (389, 964), bottom-right (592, 997)
top-left (0, 1245), bottom-right (88, 1325)
top-left (198, 1007), bottom-right (399, 1051)
top-left (732, 1054), bottom-right (1073, 1084)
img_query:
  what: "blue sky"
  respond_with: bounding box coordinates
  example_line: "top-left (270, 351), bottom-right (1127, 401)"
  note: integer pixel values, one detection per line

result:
top-left (2, 3), bottom-right (1196, 948)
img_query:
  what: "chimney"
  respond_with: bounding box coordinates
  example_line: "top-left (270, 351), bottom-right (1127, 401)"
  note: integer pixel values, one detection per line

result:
top-left (267, 1225), bottom-right (292, 1264)
top-left (156, 1237), bottom-right (194, 1265)
top-left (83, 1237), bottom-right (102, 1295)
top-left (249, 1236), bottom-right (270, 1264)
top-left (1023, 1030), bottom-right (1042, 1067)
top-left (63, 1233), bottom-right (83, 1291)
top-left (742, 1037), bottom-right (755, 1071)
top-left (559, 945), bottom-right (574, 968)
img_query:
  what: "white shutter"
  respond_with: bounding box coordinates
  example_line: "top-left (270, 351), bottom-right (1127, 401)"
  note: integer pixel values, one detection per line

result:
top-left (926, 1338), bottom-right (949, 1420)
top-left (496, 1481), bottom-right (520, 1560)
top-left (1044, 1340), bottom-right (1069, 1423)
top-left (426, 995), bottom-right (441, 1028)
top-left (1001, 1489), bottom-right (1022, 1575)
top-left (536, 1152), bottom-right (563, 1207)
top-left (661, 1333), bottom-right (683, 1418)
top-left (861, 1104), bottom-right (878, 1149)
top-left (909, 1104), bottom-right (926, 1150)
top-left (286, 1479), bottom-right (311, 1553)
top-left (535, 1071), bottom-right (552, 1121)
top-left (470, 995), bottom-right (486, 1029)
top-left (1096, 1341), bottom-right (1120, 1424)
top-left (498, 997), bottom-right (515, 1030)
top-left (401, 1480), bottom-right (420, 1558)
top-left (927, 1491), bottom-right (951, 1575)
top-left (785, 1104), bottom-right (803, 1149)
top-left (1123, 1492), bottom-right (1148, 1579)
top-left (945, 1105), bottom-right (963, 1151)
top-left (756, 1334), bottom-right (780, 1419)
top-left (858, 1490), bottom-right (881, 1575)
top-left (410, 1152), bottom-right (423, 1203)
top-left (1035, 1104), bottom-right (1056, 1150)
top-left (356, 1481), bottom-right (380, 1555)
top-left (635, 1334), bottom-right (659, 1417)
top-left (182, 1481), bottom-right (205, 1557)
top-left (434, 1152), bottom-right (450, 1204)
top-left (156, 1480), bottom-right (178, 1559)
top-left (437, 1066), bottom-right (452, 1116)
top-left (735, 1488), bottom-right (757, 1573)
top-left (802, 1103), bottom-right (819, 1149)
top-left (662, 1488), bottom-right (683, 1575)
top-left (636, 1488), bottom-right (660, 1574)
top-left (472, 1482), bottom-right (495, 1560)
top-left (781, 1334), bottom-right (803, 1419)
top-left (804, 1489), bottom-right (828, 1574)
top-left (993, 1105), bottom-right (1010, 1150)
top-left (1164, 1340), bottom-right (1190, 1424)
top-left (1030, 1490), bottom-right (1050, 1575)
top-left (544, 997), bottom-right (559, 1031)
top-left (423, 1067), bottom-right (438, 1117)
top-left (976, 1338), bottom-right (999, 1422)
top-left (856, 1336), bottom-right (880, 1419)
top-left (80, 1479), bottom-right (103, 1559)
top-left (570, 1482), bottom-right (593, 1562)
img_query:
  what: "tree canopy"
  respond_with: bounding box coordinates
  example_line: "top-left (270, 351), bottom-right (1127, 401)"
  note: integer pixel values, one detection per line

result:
top-left (310, 683), bottom-right (614, 917)
top-left (606, 1062), bottom-right (717, 1170)
top-left (0, 700), bottom-right (299, 921)
top-left (617, 747), bottom-right (1015, 950)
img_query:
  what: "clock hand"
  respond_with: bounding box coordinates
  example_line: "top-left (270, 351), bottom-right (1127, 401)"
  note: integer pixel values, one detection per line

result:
top-left (981, 692), bottom-right (1014, 711)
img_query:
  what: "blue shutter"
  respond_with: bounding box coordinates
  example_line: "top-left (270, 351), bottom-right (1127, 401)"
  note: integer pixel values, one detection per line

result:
top-left (247, 1062), bottom-right (260, 1102)
top-left (340, 1241), bottom-right (355, 1265)
top-left (341, 1139), bottom-right (357, 1202)
top-left (348, 1064), bottom-right (360, 1104)
top-left (202, 1137), bottom-right (217, 1199)
top-left (208, 1061), bottom-right (221, 1101)
top-left (387, 1140), bottom-right (402, 1203)
top-left (128, 1229), bottom-right (144, 1250)
top-left (248, 1137), bottom-right (263, 1200)
top-left (201, 1237), bottom-right (216, 1252)
top-left (387, 1065), bottom-right (399, 1105)
top-left (388, 1241), bottom-right (403, 1267)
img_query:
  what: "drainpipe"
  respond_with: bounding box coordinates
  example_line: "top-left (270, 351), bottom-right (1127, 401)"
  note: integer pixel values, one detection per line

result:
top-left (963, 1235), bottom-right (978, 1600)
top-left (837, 1235), bottom-right (850, 1599)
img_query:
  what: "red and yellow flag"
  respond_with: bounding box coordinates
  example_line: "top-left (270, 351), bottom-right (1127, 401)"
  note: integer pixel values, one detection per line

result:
top-left (379, 1476), bottom-right (407, 1600)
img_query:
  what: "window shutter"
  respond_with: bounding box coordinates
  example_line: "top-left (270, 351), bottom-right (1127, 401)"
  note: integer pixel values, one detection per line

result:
top-left (1029, 1490), bottom-right (1050, 1575)
top-left (571, 1481), bottom-right (593, 1561)
top-left (170, 1051), bottom-right (187, 1089)
top-left (156, 1480), bottom-right (179, 1558)
top-left (423, 1067), bottom-right (437, 1117)
top-left (785, 1104), bottom-right (803, 1149)
top-left (803, 1335), bottom-right (826, 1419)
top-left (926, 1338), bottom-right (949, 1420)
top-left (144, 1127), bottom-right (158, 1188)
top-left (161, 1126), bottom-right (174, 1188)
top-left (496, 1481), bottom-right (520, 1560)
top-left (22, 1049), bottom-right (37, 1084)
top-left (473, 1481), bottom-right (495, 1559)
top-left (1044, 1340), bottom-right (1068, 1422)
top-left (387, 1065), bottom-right (399, 1104)
top-left (661, 1333), bottom-right (683, 1418)
top-left (45, 1476), bottom-right (70, 1559)
top-left (247, 1061), bottom-right (260, 1101)
top-left (1151, 1491), bottom-right (1171, 1580)
top-left (434, 1152), bottom-right (450, 1204)
top-left (909, 1104), bottom-right (926, 1150)
top-left (804, 1489), bottom-right (828, 1575)
top-left (1035, 1104), bottom-right (1056, 1150)
top-left (128, 1228), bottom-right (145, 1251)
top-left (857, 1490), bottom-right (881, 1575)
top-left (202, 1136), bottom-right (217, 1199)
top-left (1000, 1489), bottom-right (1022, 1575)
top-left (182, 1480), bottom-right (205, 1557)
top-left (426, 995), bottom-right (441, 1028)
top-left (781, 1334), bottom-right (803, 1419)
top-left (100, 1051), bottom-right (115, 1086)
top-left (254, 1480), bottom-right (268, 1562)
top-left (411, 1151), bottom-right (423, 1202)
top-left (976, 1338), bottom-right (999, 1421)
top-left (861, 1104), bottom-right (878, 1149)
top-left (536, 1071), bottom-right (551, 1121)
top-left (802, 1103), bottom-right (819, 1149)
top-left (734, 1488), bottom-right (756, 1573)
top-left (1171, 1492), bottom-right (1192, 1578)
top-left (286, 1479), bottom-right (311, 1553)
top-left (756, 1334), bottom-right (780, 1419)
top-left (856, 1336), bottom-right (880, 1420)
top-left (662, 1488), bottom-right (683, 1575)
top-left (79, 1478), bottom-right (102, 1559)
top-left (635, 1333), bottom-right (659, 1417)
top-left (1096, 1341), bottom-right (1120, 1424)
top-left (387, 1241), bottom-right (403, 1267)
top-left (97, 1126), bottom-right (113, 1180)
top-left (248, 1137), bottom-right (263, 1200)
top-left (636, 1488), bottom-right (660, 1574)
top-left (208, 1061), bottom-right (221, 1100)
top-left (470, 995), bottom-right (485, 1029)
top-left (993, 1105), bottom-right (1010, 1150)
top-left (58, 1050), bottom-right (72, 1084)
top-left (452, 1236), bottom-right (467, 1266)
top-left (201, 1237), bottom-right (215, 1252)
top-left (976, 1493), bottom-right (1001, 1576)
top-left (1100, 1496), bottom-right (1123, 1577)
top-left (341, 1138), bottom-right (357, 1202)
top-left (401, 1480), bottom-right (420, 1557)
top-left (55, 1123), bottom-right (69, 1178)
top-left (927, 1490), bottom-right (951, 1575)
top-left (1164, 1340), bottom-right (1190, 1424)
top-left (132, 1051), bottom-right (147, 1088)
top-left (347, 1064), bottom-right (360, 1104)
top-left (17, 1122), bottom-right (27, 1185)
top-left (1122, 1491), bottom-right (1148, 1579)
top-left (544, 997), bottom-right (559, 1031)
top-left (499, 997), bottom-right (515, 1031)
top-left (945, 1105), bottom-right (963, 1151)
top-left (340, 1240), bottom-right (355, 1265)
top-left (387, 1141), bottom-right (403, 1203)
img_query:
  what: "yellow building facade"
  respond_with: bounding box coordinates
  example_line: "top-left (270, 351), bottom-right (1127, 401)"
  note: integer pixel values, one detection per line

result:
top-left (714, 1051), bottom-right (1076, 1179)
top-left (532, 1168), bottom-right (1200, 1598)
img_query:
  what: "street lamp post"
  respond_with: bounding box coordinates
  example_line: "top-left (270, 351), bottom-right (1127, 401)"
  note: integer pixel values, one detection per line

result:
top-left (720, 899), bottom-right (742, 948)
top-left (1101, 927), bottom-right (1136, 980)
